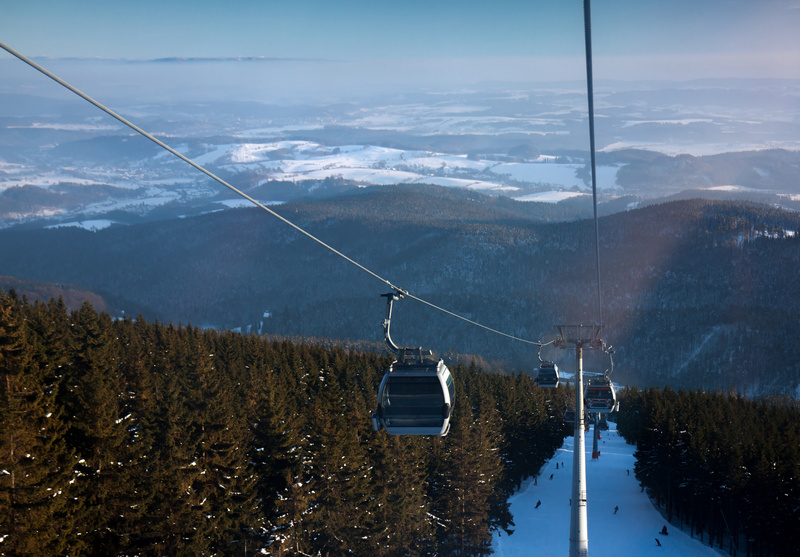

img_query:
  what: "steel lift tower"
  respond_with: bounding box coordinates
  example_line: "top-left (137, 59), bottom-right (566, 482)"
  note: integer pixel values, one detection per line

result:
top-left (555, 325), bottom-right (605, 557)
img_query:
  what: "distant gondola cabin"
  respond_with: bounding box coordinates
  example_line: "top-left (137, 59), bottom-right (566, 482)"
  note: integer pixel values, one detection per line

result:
top-left (535, 361), bottom-right (560, 388)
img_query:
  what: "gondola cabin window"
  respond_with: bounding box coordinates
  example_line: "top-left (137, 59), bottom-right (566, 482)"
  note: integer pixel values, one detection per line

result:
top-left (382, 375), bottom-right (446, 428)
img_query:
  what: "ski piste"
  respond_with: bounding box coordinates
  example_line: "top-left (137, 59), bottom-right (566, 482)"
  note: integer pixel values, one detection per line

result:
top-left (493, 423), bottom-right (723, 557)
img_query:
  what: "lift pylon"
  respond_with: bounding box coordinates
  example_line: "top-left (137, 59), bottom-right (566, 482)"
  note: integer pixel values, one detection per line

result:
top-left (554, 324), bottom-right (606, 557)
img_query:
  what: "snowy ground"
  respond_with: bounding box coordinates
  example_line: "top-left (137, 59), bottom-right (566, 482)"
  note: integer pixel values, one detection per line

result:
top-left (0, 139), bottom-right (612, 224)
top-left (492, 424), bottom-right (723, 557)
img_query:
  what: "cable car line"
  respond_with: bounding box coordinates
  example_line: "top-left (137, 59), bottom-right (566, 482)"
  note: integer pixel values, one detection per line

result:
top-left (581, 0), bottom-right (613, 375)
top-left (0, 41), bottom-right (548, 348)
top-left (583, 0), bottom-right (604, 330)
top-left (402, 291), bottom-right (551, 346)
top-left (0, 41), bottom-right (400, 293)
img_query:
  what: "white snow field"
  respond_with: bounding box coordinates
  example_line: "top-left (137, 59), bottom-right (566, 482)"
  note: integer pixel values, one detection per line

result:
top-left (492, 424), bottom-right (722, 557)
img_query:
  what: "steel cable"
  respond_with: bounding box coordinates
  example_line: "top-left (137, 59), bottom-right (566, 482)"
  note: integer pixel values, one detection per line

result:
top-left (1, 41), bottom-right (548, 348)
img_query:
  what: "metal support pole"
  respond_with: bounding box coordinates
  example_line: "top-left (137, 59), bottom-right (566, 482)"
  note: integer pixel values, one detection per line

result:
top-left (556, 325), bottom-right (603, 557)
top-left (570, 345), bottom-right (589, 557)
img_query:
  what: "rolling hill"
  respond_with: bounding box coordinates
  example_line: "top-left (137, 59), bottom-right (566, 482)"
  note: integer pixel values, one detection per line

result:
top-left (1, 185), bottom-right (798, 396)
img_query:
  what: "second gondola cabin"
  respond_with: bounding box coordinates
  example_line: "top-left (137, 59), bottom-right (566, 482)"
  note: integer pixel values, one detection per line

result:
top-left (583, 375), bottom-right (617, 413)
top-left (372, 348), bottom-right (455, 436)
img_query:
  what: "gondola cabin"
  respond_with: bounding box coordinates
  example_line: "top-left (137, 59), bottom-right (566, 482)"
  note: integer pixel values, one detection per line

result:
top-left (535, 361), bottom-right (560, 388)
top-left (583, 376), bottom-right (617, 413)
top-left (371, 349), bottom-right (455, 436)
top-left (563, 408), bottom-right (590, 431)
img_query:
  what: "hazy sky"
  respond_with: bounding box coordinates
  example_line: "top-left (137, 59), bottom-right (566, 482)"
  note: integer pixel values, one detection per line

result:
top-left (2, 0), bottom-right (800, 101)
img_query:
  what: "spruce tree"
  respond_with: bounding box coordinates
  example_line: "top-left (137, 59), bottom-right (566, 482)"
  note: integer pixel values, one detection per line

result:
top-left (112, 315), bottom-right (163, 554)
top-left (368, 434), bottom-right (436, 556)
top-left (0, 293), bottom-right (79, 555)
top-left (147, 326), bottom-right (201, 556)
top-left (62, 302), bottom-right (128, 552)
top-left (429, 371), bottom-right (504, 557)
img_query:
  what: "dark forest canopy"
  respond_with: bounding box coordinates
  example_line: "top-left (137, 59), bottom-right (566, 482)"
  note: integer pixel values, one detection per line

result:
top-left (2, 292), bottom-right (800, 555)
top-left (616, 387), bottom-right (800, 557)
top-left (0, 291), bottom-right (570, 556)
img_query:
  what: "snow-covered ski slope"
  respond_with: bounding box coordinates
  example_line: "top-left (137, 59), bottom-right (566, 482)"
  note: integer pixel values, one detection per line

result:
top-left (493, 424), bottom-right (723, 557)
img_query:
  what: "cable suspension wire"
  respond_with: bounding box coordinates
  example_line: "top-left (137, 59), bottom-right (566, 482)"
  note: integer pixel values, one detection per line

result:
top-left (0, 41), bottom-right (395, 291)
top-left (0, 41), bottom-right (547, 348)
top-left (404, 292), bottom-right (550, 346)
top-left (583, 0), bottom-right (604, 330)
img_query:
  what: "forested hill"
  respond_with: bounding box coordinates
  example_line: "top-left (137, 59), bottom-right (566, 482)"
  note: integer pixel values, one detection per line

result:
top-left (0, 274), bottom-right (108, 313)
top-left (0, 187), bottom-right (799, 394)
top-left (616, 387), bottom-right (800, 556)
top-left (0, 291), bottom-right (570, 555)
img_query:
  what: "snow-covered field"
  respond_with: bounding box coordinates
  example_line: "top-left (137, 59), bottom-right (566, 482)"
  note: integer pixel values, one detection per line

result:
top-left (0, 141), bottom-right (599, 226)
top-left (46, 219), bottom-right (115, 231)
top-left (0, 139), bottom-right (609, 203)
top-left (493, 424), bottom-right (723, 557)
top-left (191, 140), bottom-right (614, 196)
top-left (4, 76), bottom-right (799, 227)
top-left (513, 191), bottom-right (588, 203)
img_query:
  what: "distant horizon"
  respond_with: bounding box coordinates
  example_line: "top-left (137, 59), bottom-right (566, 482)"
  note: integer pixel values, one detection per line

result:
top-left (4, 53), bottom-right (800, 106)
top-left (2, 1), bottom-right (799, 92)
top-left (17, 54), bottom-right (800, 83)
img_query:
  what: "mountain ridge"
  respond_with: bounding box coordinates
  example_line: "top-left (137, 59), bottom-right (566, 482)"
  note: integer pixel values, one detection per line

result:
top-left (0, 190), bottom-right (797, 395)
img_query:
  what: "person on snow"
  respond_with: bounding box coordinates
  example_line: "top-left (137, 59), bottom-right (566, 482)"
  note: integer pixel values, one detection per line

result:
top-left (613, 505), bottom-right (619, 515)
top-left (535, 500), bottom-right (542, 509)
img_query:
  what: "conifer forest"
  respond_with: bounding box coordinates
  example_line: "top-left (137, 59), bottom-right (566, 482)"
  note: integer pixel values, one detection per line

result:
top-left (2, 290), bottom-right (800, 556)
top-left (616, 388), bottom-right (800, 557)
top-left (0, 291), bottom-right (570, 556)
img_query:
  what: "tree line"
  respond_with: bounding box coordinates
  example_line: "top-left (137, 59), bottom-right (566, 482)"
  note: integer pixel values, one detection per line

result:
top-left (616, 387), bottom-right (800, 557)
top-left (0, 290), bottom-right (570, 556)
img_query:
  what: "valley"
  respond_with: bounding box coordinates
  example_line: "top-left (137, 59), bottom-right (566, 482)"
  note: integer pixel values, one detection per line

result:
top-left (2, 74), bottom-right (800, 229)
top-left (1, 70), bottom-right (799, 397)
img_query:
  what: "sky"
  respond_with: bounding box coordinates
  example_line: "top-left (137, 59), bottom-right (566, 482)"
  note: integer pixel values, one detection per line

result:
top-left (2, 1), bottom-right (800, 101)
